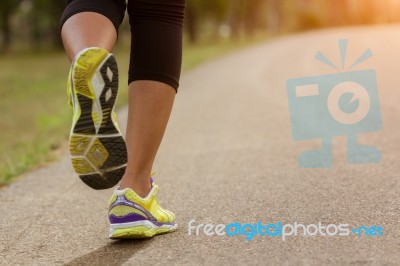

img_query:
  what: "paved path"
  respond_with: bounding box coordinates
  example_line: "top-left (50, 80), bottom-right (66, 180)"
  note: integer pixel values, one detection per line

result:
top-left (1, 26), bottom-right (399, 265)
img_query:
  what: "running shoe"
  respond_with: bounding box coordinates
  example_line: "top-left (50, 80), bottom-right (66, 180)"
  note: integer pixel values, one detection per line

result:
top-left (108, 179), bottom-right (177, 239)
top-left (68, 47), bottom-right (127, 190)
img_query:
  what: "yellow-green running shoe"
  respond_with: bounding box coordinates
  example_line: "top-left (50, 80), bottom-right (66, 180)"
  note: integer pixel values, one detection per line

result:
top-left (68, 47), bottom-right (127, 190)
top-left (108, 178), bottom-right (177, 239)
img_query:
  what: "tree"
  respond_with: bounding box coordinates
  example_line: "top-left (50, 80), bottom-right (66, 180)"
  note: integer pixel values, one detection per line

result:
top-left (185, 0), bottom-right (200, 43)
top-left (267, 0), bottom-right (282, 35)
top-left (329, 0), bottom-right (349, 26)
top-left (30, 0), bottom-right (65, 49)
top-left (228, 0), bottom-right (268, 39)
top-left (0, 0), bottom-right (22, 52)
top-left (185, 0), bottom-right (229, 43)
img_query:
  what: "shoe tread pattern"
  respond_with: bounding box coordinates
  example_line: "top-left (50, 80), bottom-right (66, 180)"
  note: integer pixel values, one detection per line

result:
top-left (69, 48), bottom-right (127, 190)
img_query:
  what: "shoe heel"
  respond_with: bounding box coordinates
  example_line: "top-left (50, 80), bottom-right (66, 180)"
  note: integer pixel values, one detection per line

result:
top-left (69, 134), bottom-right (127, 189)
top-left (73, 48), bottom-right (108, 98)
top-left (80, 167), bottom-right (126, 190)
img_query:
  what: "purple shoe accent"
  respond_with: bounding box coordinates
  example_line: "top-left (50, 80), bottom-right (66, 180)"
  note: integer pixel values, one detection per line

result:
top-left (109, 189), bottom-right (177, 227)
top-left (150, 177), bottom-right (154, 186)
top-left (109, 195), bottom-right (158, 223)
top-left (109, 213), bottom-right (147, 224)
top-left (109, 213), bottom-right (176, 227)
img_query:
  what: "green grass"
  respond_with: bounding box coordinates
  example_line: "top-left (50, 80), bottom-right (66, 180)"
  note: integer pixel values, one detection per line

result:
top-left (0, 36), bottom-right (267, 186)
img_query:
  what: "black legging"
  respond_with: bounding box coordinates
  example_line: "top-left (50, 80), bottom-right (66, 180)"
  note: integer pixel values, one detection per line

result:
top-left (61, 0), bottom-right (186, 91)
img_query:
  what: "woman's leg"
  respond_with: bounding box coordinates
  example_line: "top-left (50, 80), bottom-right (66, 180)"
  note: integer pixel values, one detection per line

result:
top-left (61, 0), bottom-right (126, 60)
top-left (119, 0), bottom-right (186, 197)
top-left (61, 12), bottom-right (117, 60)
top-left (119, 81), bottom-right (176, 197)
top-left (60, 1), bottom-right (128, 189)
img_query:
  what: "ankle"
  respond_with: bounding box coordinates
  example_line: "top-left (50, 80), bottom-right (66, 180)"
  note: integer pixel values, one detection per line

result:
top-left (119, 175), bottom-right (152, 198)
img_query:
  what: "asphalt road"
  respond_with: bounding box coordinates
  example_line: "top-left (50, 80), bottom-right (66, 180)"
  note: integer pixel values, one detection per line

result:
top-left (1, 25), bottom-right (399, 265)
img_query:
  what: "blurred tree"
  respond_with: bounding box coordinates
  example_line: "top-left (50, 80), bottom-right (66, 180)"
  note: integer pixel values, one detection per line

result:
top-left (228, 0), bottom-right (244, 39)
top-left (2, 0), bottom-right (400, 53)
top-left (185, 0), bottom-right (229, 43)
top-left (294, 0), bottom-right (327, 30)
top-left (267, 0), bottom-right (282, 35)
top-left (330, 0), bottom-right (349, 26)
top-left (185, 0), bottom-right (201, 43)
top-left (243, 0), bottom-right (267, 37)
top-left (228, 0), bottom-right (268, 39)
top-left (0, 0), bottom-right (22, 52)
top-left (30, 0), bottom-right (64, 49)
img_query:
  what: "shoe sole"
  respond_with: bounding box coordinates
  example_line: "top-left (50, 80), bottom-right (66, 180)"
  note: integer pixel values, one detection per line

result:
top-left (69, 48), bottom-right (127, 190)
top-left (109, 221), bottom-right (178, 239)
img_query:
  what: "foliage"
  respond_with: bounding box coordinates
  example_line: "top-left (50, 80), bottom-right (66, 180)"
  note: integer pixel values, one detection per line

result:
top-left (1, 0), bottom-right (400, 52)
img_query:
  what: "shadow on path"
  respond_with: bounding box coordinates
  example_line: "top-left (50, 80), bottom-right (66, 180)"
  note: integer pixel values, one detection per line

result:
top-left (64, 239), bottom-right (153, 266)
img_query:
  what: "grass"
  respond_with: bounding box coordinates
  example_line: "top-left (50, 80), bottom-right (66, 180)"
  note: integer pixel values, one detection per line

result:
top-left (0, 35), bottom-right (267, 186)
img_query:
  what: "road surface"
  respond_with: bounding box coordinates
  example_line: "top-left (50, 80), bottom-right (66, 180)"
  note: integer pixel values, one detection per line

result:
top-left (1, 25), bottom-right (399, 265)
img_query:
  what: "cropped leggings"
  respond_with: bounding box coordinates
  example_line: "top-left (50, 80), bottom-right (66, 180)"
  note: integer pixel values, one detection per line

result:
top-left (61, 0), bottom-right (186, 91)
